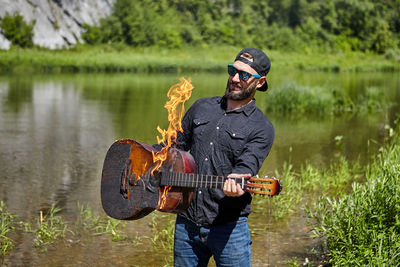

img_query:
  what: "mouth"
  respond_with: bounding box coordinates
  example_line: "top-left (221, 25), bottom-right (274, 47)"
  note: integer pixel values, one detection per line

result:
top-left (229, 82), bottom-right (242, 92)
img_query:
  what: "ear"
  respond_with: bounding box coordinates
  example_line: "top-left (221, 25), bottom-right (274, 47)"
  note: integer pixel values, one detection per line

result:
top-left (256, 77), bottom-right (266, 89)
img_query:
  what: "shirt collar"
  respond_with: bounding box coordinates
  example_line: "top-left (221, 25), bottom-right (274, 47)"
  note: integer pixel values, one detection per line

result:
top-left (219, 96), bottom-right (256, 116)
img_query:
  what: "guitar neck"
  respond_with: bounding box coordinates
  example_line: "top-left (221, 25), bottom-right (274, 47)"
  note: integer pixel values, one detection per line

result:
top-left (160, 172), bottom-right (248, 190)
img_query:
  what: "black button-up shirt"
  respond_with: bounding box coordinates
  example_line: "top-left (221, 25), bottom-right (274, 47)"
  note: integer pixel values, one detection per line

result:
top-left (176, 96), bottom-right (275, 226)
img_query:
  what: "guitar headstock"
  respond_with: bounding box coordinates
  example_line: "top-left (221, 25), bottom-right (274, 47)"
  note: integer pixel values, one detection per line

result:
top-left (246, 176), bottom-right (281, 196)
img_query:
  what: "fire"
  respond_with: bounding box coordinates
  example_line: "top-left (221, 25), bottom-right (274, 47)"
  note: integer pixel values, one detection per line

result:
top-left (152, 77), bottom-right (194, 174)
top-left (158, 185), bottom-right (172, 210)
top-left (153, 77), bottom-right (194, 209)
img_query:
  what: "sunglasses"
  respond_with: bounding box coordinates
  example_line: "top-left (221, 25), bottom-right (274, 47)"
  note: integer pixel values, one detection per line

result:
top-left (227, 64), bottom-right (261, 80)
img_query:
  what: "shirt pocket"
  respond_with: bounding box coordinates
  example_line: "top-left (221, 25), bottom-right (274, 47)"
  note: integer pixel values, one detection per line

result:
top-left (220, 128), bottom-right (247, 158)
top-left (192, 118), bottom-right (210, 140)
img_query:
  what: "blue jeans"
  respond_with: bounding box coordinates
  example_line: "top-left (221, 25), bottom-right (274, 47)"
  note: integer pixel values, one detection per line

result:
top-left (174, 215), bottom-right (252, 267)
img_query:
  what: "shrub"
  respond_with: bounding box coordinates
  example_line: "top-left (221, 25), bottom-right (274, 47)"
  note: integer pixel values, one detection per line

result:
top-left (265, 83), bottom-right (334, 114)
top-left (0, 12), bottom-right (35, 48)
top-left (81, 23), bottom-right (103, 45)
top-left (308, 122), bottom-right (400, 265)
top-left (384, 48), bottom-right (400, 61)
top-left (265, 82), bottom-right (388, 115)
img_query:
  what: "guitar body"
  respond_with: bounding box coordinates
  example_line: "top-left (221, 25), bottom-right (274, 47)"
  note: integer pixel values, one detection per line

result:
top-left (101, 139), bottom-right (195, 220)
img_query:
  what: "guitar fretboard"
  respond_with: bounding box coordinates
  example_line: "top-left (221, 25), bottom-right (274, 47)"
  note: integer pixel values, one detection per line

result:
top-left (160, 172), bottom-right (247, 189)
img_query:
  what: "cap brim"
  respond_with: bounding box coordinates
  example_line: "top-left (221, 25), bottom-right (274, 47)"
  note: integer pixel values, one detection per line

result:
top-left (257, 80), bottom-right (268, 92)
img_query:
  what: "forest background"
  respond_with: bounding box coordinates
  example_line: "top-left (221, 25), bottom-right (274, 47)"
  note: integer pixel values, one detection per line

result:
top-left (80, 0), bottom-right (400, 54)
top-left (0, 0), bottom-right (400, 74)
top-left (1, 0), bottom-right (400, 56)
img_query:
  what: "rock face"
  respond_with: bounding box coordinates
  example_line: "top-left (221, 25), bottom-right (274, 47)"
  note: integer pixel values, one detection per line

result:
top-left (0, 0), bottom-right (115, 49)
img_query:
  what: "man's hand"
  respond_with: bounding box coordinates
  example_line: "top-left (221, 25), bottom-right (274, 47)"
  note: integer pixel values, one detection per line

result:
top-left (223, 173), bottom-right (251, 197)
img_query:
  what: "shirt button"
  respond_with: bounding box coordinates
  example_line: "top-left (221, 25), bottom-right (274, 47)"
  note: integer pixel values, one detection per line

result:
top-left (205, 158), bottom-right (208, 161)
top-left (199, 191), bottom-right (202, 194)
top-left (216, 126), bottom-right (219, 130)
top-left (210, 142), bottom-right (213, 145)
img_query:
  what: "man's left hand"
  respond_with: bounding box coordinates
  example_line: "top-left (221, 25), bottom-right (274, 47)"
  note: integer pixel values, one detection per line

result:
top-left (223, 173), bottom-right (251, 197)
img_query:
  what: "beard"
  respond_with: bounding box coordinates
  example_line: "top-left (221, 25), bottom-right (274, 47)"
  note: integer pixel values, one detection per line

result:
top-left (224, 80), bottom-right (257, 100)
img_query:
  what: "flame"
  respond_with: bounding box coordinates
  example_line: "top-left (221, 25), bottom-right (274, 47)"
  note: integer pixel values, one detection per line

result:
top-left (158, 185), bottom-right (172, 210)
top-left (153, 77), bottom-right (194, 210)
top-left (152, 77), bottom-right (194, 174)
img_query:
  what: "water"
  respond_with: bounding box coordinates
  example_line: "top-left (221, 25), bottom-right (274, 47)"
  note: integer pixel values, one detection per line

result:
top-left (0, 71), bottom-right (399, 266)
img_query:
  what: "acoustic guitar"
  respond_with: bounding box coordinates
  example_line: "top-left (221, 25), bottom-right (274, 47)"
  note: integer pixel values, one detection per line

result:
top-left (101, 139), bottom-right (281, 220)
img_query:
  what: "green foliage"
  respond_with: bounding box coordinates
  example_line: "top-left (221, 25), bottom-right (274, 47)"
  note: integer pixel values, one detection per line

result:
top-left (0, 201), bottom-right (15, 256)
top-left (81, 24), bottom-right (103, 45)
top-left (147, 213), bottom-right (175, 266)
top-left (102, 218), bottom-right (128, 242)
top-left (384, 48), bottom-right (400, 61)
top-left (0, 12), bottom-right (35, 48)
top-left (265, 82), bottom-right (389, 115)
top-left (22, 205), bottom-right (67, 247)
top-left (77, 202), bottom-right (104, 232)
top-left (265, 83), bottom-right (333, 114)
top-left (80, 0), bottom-right (400, 53)
top-left (308, 122), bottom-right (400, 265)
top-left (149, 213), bottom-right (175, 252)
top-left (252, 157), bottom-right (362, 218)
top-left (77, 203), bottom-right (127, 241)
top-left (371, 19), bottom-right (397, 54)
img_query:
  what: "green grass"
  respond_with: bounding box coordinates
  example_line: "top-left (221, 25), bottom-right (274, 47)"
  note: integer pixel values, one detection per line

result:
top-left (0, 45), bottom-right (399, 74)
top-left (0, 201), bottom-right (15, 256)
top-left (77, 202), bottom-right (104, 232)
top-left (252, 156), bottom-right (364, 219)
top-left (149, 213), bottom-right (176, 266)
top-left (149, 213), bottom-right (175, 251)
top-left (77, 203), bottom-right (128, 242)
top-left (22, 205), bottom-right (68, 248)
top-left (265, 82), bottom-right (388, 115)
top-left (307, 120), bottom-right (400, 265)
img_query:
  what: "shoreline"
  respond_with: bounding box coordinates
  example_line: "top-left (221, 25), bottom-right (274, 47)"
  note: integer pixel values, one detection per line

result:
top-left (0, 45), bottom-right (399, 74)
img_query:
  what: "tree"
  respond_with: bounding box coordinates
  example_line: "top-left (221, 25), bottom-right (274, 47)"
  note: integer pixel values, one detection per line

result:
top-left (0, 12), bottom-right (35, 48)
top-left (371, 19), bottom-right (396, 53)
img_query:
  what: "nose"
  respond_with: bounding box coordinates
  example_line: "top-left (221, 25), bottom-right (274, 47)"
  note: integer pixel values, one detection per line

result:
top-left (231, 72), bottom-right (241, 83)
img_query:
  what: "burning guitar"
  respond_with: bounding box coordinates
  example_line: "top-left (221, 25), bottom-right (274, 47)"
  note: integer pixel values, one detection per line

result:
top-left (101, 139), bottom-right (281, 220)
top-left (100, 77), bottom-right (280, 220)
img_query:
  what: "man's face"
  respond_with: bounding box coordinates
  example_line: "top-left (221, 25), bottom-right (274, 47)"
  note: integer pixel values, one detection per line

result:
top-left (225, 61), bottom-right (262, 101)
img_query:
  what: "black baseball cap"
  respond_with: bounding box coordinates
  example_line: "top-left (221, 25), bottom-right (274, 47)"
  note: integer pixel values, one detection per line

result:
top-left (234, 48), bottom-right (271, 91)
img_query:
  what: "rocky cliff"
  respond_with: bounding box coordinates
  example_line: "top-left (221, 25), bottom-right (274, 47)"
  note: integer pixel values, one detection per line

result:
top-left (0, 0), bottom-right (115, 49)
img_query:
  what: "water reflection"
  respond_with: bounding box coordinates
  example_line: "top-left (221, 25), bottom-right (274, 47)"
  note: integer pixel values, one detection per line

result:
top-left (0, 71), bottom-right (398, 266)
top-left (2, 76), bottom-right (33, 113)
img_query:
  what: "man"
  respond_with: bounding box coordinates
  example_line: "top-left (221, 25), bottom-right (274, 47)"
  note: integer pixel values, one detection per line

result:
top-left (174, 48), bottom-right (275, 267)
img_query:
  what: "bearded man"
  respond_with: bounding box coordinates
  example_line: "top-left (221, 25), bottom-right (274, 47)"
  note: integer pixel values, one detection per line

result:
top-left (173, 48), bottom-right (275, 267)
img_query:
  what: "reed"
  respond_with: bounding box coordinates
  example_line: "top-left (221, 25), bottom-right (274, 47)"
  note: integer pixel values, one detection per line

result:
top-left (265, 82), bottom-right (388, 115)
top-left (149, 213), bottom-right (175, 266)
top-left (77, 203), bottom-right (127, 242)
top-left (149, 213), bottom-right (175, 252)
top-left (252, 157), bottom-right (363, 219)
top-left (307, 120), bottom-right (400, 265)
top-left (0, 46), bottom-right (223, 74)
top-left (0, 201), bottom-right (15, 256)
top-left (77, 202), bottom-right (103, 232)
top-left (0, 45), bottom-right (398, 74)
top-left (22, 205), bottom-right (67, 248)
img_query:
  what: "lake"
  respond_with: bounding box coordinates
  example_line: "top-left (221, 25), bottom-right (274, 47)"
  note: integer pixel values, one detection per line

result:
top-left (0, 70), bottom-right (399, 266)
